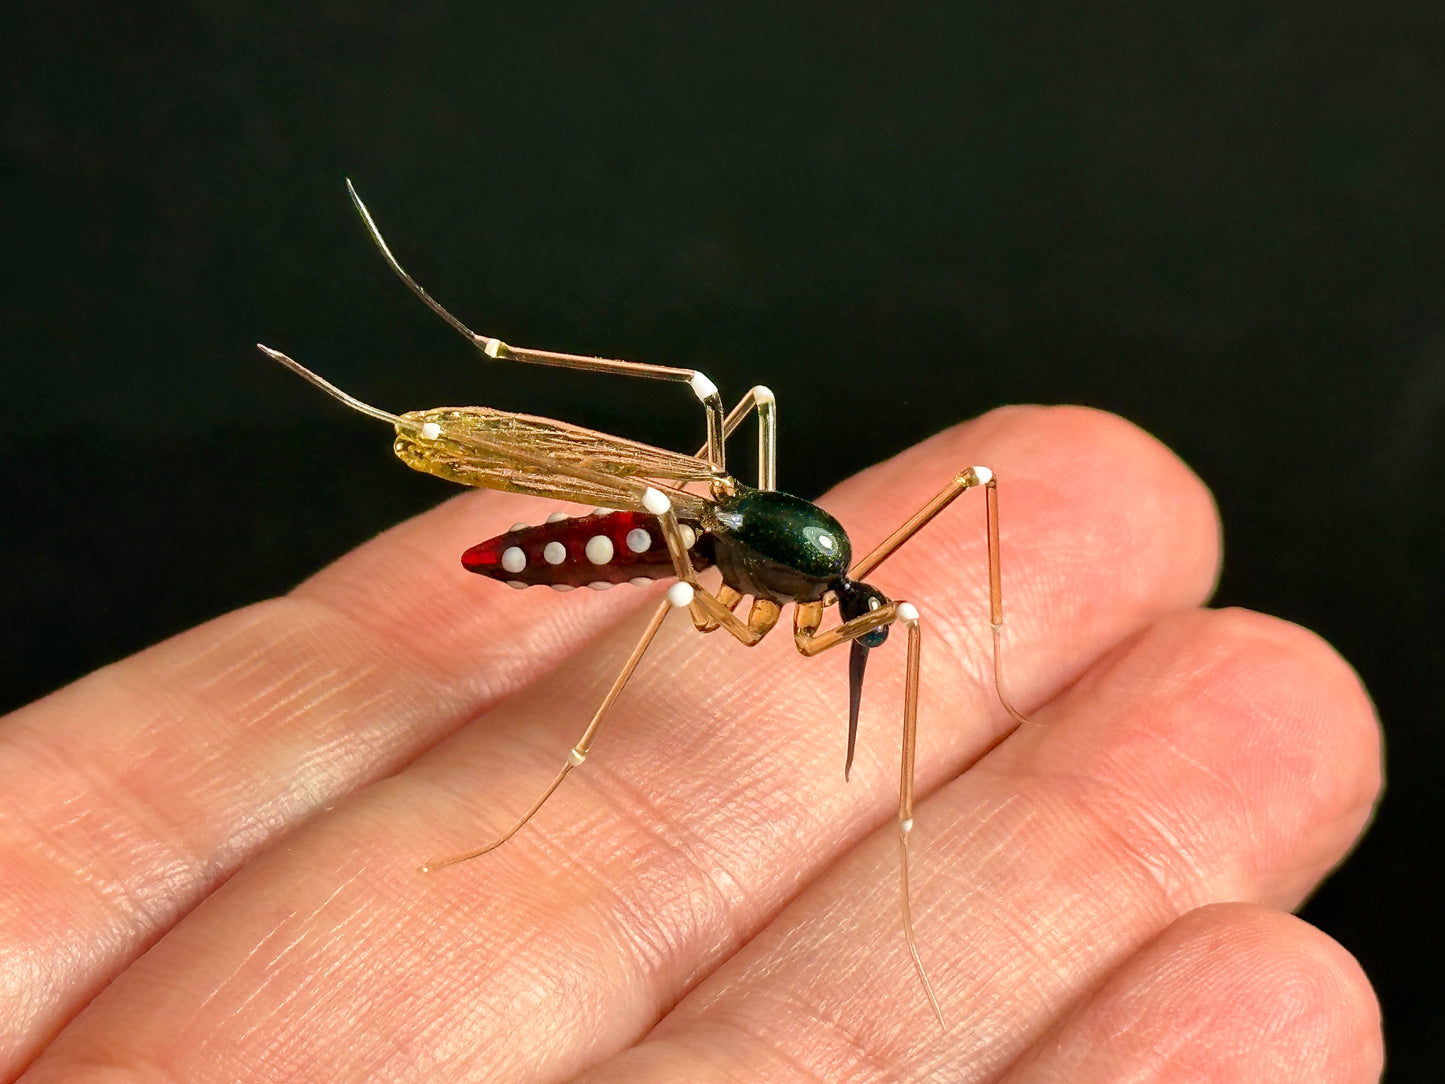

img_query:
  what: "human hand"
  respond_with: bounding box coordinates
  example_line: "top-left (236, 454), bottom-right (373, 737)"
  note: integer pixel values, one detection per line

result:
top-left (2, 407), bottom-right (1381, 1081)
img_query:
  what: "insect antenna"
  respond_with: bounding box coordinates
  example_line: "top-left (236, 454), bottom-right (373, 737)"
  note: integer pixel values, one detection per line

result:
top-left (256, 344), bottom-right (410, 428)
top-left (345, 179), bottom-right (485, 349)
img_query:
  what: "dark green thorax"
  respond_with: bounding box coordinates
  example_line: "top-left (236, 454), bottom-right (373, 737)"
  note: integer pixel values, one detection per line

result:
top-left (701, 488), bottom-right (852, 603)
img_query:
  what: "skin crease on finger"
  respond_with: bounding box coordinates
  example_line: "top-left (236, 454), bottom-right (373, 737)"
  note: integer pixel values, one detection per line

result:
top-left (0, 486), bottom-right (654, 1079)
top-left (580, 905), bottom-right (1382, 1083)
top-left (572, 611), bottom-right (1381, 1083)
top-left (10, 406), bottom-right (1252, 1082)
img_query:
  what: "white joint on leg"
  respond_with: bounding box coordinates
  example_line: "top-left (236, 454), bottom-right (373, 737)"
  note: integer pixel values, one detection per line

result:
top-left (972, 465), bottom-right (994, 485)
top-left (420, 421), bottom-right (441, 441)
top-left (896, 601), bottom-right (920, 624)
top-left (666, 581), bottom-right (695, 608)
top-left (567, 747), bottom-right (586, 766)
top-left (688, 372), bottom-right (719, 400)
top-left (482, 337), bottom-right (509, 358)
top-left (642, 487), bottom-right (672, 516)
top-left (753, 385), bottom-right (776, 405)
top-left (899, 817), bottom-right (914, 834)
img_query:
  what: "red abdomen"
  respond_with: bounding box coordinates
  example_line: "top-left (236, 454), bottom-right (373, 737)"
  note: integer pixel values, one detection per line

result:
top-left (461, 509), bottom-right (712, 591)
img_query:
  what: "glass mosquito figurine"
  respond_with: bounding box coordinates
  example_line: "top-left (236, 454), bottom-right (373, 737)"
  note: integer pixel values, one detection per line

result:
top-left (258, 181), bottom-right (1030, 1025)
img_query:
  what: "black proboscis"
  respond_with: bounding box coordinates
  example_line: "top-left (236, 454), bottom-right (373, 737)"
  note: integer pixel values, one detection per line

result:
top-left (848, 638), bottom-right (868, 781)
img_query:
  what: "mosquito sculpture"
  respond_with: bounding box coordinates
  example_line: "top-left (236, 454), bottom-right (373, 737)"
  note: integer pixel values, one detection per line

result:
top-left (258, 181), bottom-right (1030, 1024)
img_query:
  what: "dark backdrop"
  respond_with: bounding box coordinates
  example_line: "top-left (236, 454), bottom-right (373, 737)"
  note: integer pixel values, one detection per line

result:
top-left (3, 4), bottom-right (1439, 1078)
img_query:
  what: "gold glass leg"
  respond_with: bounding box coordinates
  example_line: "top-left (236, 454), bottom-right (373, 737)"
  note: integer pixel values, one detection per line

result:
top-left (698, 386), bottom-right (777, 490)
top-left (850, 467), bottom-right (1029, 725)
top-left (346, 180), bottom-right (729, 471)
top-left (694, 584), bottom-right (745, 633)
top-left (688, 594), bottom-right (779, 646)
top-left (895, 605), bottom-right (945, 1027)
top-left (792, 600), bottom-right (901, 656)
top-left (418, 596), bottom-right (675, 873)
top-left (645, 489), bottom-right (779, 646)
top-left (792, 598), bottom-right (946, 1026)
top-left (984, 481), bottom-right (1030, 725)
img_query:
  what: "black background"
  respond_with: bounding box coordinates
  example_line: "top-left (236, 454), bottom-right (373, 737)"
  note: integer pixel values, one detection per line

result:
top-left (3, 3), bottom-right (1439, 1078)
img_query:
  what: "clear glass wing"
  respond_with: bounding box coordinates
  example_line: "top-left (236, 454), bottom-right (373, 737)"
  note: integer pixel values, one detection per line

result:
top-left (394, 406), bottom-right (720, 518)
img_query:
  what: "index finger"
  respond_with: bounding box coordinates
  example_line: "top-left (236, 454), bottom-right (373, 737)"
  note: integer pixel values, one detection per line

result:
top-left (0, 482), bottom-right (659, 1077)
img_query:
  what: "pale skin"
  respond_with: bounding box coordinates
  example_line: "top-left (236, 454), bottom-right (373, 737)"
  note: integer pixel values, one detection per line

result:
top-left (0, 406), bottom-right (1382, 1082)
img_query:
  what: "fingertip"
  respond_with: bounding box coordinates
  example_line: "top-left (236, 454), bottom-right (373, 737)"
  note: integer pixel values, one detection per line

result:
top-left (1169, 607), bottom-right (1380, 845)
top-left (1181, 608), bottom-right (1383, 898)
top-left (1002, 903), bottom-right (1383, 1084)
top-left (1019, 605), bottom-right (1383, 911)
